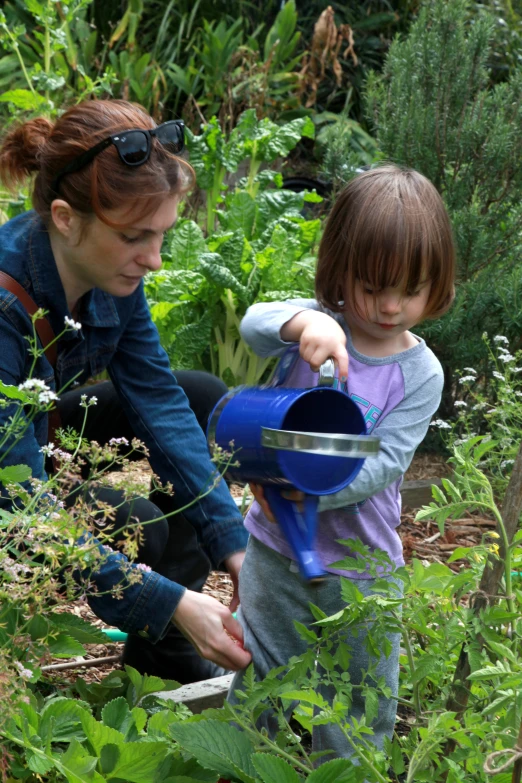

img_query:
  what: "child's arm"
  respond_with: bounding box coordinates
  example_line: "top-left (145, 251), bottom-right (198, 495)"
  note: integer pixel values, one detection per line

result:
top-left (319, 360), bottom-right (444, 511)
top-left (241, 300), bottom-right (349, 378)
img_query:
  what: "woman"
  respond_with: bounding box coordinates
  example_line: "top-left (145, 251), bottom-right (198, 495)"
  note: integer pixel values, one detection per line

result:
top-left (0, 99), bottom-right (251, 682)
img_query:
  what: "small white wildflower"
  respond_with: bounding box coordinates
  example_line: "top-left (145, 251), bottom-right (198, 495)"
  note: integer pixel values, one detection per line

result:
top-left (109, 437), bottom-right (129, 446)
top-left (512, 367), bottom-right (522, 374)
top-left (40, 443), bottom-right (55, 457)
top-left (136, 563), bottom-right (152, 573)
top-left (499, 353), bottom-right (515, 363)
top-left (431, 418), bottom-right (451, 430)
top-left (515, 391), bottom-right (522, 398)
top-left (64, 316), bottom-right (82, 331)
top-left (472, 402), bottom-right (488, 411)
top-left (459, 375), bottom-right (476, 384)
top-left (38, 390), bottom-right (59, 405)
top-left (482, 434), bottom-right (492, 442)
top-left (15, 661), bottom-right (32, 679)
top-left (80, 394), bottom-right (98, 407)
top-left (501, 459), bottom-right (515, 468)
top-left (454, 401), bottom-right (467, 408)
top-left (494, 335), bottom-right (509, 345)
top-left (493, 371), bottom-right (505, 381)
top-left (18, 378), bottom-right (48, 392)
top-left (54, 449), bottom-right (73, 462)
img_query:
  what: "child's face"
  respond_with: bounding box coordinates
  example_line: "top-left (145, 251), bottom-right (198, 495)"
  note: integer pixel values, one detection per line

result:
top-left (343, 279), bottom-right (431, 348)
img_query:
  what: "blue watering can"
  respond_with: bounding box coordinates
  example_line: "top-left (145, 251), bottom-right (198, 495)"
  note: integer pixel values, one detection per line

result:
top-left (207, 348), bottom-right (380, 583)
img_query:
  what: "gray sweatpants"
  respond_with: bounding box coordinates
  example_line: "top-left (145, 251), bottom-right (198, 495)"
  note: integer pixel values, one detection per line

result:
top-left (228, 535), bottom-right (401, 762)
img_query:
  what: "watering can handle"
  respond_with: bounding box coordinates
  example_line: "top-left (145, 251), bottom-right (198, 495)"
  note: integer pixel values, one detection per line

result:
top-left (264, 486), bottom-right (326, 583)
top-left (270, 346), bottom-right (347, 392)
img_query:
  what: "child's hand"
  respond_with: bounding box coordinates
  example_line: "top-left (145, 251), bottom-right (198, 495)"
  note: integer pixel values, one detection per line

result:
top-left (281, 310), bottom-right (348, 380)
top-left (249, 483), bottom-right (304, 523)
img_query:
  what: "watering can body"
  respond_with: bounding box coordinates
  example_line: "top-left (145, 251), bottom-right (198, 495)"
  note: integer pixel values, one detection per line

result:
top-left (207, 350), bottom-right (380, 581)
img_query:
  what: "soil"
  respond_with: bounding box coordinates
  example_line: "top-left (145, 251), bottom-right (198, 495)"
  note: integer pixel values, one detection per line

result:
top-left (47, 453), bottom-right (490, 686)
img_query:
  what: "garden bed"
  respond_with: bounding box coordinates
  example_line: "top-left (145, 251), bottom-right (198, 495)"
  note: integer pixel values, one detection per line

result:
top-left (45, 453), bottom-right (473, 686)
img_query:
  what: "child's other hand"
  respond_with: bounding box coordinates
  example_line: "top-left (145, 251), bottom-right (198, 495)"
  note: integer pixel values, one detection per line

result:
top-left (281, 311), bottom-right (348, 380)
top-left (249, 483), bottom-right (305, 523)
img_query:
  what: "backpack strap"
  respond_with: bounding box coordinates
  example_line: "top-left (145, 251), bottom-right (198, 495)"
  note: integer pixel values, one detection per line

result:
top-left (0, 271), bottom-right (61, 451)
top-left (0, 271), bottom-right (57, 367)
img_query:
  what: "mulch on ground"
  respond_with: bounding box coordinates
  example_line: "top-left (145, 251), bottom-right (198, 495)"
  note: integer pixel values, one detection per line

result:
top-left (46, 454), bottom-right (490, 685)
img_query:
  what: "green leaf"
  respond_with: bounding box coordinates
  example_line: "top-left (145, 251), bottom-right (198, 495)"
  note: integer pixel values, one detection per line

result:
top-left (390, 737), bottom-right (405, 775)
top-left (125, 665), bottom-right (166, 702)
top-left (56, 738), bottom-right (108, 783)
top-left (307, 758), bottom-right (356, 782)
top-left (100, 744), bottom-right (120, 776)
top-left (48, 633), bottom-right (86, 658)
top-left (168, 220), bottom-right (207, 269)
top-left (411, 654), bottom-right (441, 685)
top-left (0, 89), bottom-right (46, 109)
top-left (280, 689), bottom-right (328, 709)
top-left (252, 753), bottom-right (300, 783)
top-left (49, 613), bottom-right (107, 644)
top-left (0, 464), bottom-right (32, 484)
top-left (80, 712), bottom-right (124, 755)
top-left (27, 750), bottom-right (54, 775)
top-left (0, 380), bottom-right (28, 401)
top-left (219, 191), bottom-right (256, 239)
top-left (108, 742), bottom-right (169, 782)
top-left (102, 697), bottom-right (134, 734)
top-left (169, 719), bottom-right (256, 782)
top-left (364, 688), bottom-right (379, 725)
top-left (40, 698), bottom-right (86, 744)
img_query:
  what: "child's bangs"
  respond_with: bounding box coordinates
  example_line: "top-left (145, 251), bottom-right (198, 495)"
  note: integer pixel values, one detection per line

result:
top-left (351, 204), bottom-right (431, 294)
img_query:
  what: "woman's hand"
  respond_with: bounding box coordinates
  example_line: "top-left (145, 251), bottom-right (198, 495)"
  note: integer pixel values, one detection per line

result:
top-left (281, 310), bottom-right (348, 379)
top-left (172, 589), bottom-right (252, 671)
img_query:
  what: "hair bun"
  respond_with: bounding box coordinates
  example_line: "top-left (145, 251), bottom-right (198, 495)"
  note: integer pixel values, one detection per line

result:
top-left (0, 117), bottom-right (54, 189)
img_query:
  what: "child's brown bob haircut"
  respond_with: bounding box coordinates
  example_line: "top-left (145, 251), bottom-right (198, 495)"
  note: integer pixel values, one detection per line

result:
top-left (316, 164), bottom-right (455, 320)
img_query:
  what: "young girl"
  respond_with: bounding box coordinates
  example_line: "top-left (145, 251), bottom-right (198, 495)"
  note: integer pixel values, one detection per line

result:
top-left (230, 165), bottom-right (455, 760)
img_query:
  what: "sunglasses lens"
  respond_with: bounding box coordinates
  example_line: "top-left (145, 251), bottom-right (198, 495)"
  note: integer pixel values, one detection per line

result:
top-left (115, 130), bottom-right (149, 165)
top-left (155, 122), bottom-right (184, 154)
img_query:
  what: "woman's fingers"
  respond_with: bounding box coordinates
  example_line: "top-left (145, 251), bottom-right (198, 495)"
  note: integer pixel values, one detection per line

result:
top-left (172, 590), bottom-right (252, 671)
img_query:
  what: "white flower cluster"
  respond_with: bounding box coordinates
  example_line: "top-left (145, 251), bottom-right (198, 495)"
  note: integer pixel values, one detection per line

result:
top-left (459, 375), bottom-right (477, 384)
top-left (109, 437), bottom-right (129, 446)
top-left (18, 378), bottom-right (59, 405)
top-left (136, 562), bottom-right (152, 573)
top-left (431, 418), bottom-right (451, 430)
top-left (492, 371), bottom-right (505, 381)
top-left (80, 394), bottom-right (98, 407)
top-left (64, 316), bottom-right (82, 331)
top-left (39, 443), bottom-right (73, 462)
top-left (15, 661), bottom-right (32, 679)
top-left (493, 335), bottom-right (509, 345)
top-left (454, 400), bottom-right (467, 408)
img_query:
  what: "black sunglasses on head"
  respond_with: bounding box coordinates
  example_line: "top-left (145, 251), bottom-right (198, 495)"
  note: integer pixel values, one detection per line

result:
top-left (51, 119), bottom-right (185, 195)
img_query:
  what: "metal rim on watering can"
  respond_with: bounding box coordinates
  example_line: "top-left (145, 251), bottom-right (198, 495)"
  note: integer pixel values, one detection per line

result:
top-left (261, 427), bottom-right (380, 458)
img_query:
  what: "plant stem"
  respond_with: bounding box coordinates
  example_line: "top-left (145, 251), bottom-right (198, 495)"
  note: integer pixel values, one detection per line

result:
top-left (402, 625), bottom-right (422, 718)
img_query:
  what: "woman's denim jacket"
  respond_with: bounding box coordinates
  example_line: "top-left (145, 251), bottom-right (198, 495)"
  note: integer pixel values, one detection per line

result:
top-left (0, 212), bottom-right (248, 642)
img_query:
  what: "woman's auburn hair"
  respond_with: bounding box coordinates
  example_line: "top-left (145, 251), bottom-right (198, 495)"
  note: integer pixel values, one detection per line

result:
top-left (316, 164), bottom-right (456, 320)
top-left (0, 99), bottom-right (194, 227)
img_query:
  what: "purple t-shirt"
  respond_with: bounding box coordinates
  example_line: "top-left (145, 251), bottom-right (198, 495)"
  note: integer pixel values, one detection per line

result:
top-left (240, 299), bottom-right (444, 578)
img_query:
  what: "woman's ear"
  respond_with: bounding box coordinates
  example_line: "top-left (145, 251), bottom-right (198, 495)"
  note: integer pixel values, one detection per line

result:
top-left (50, 199), bottom-right (82, 243)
